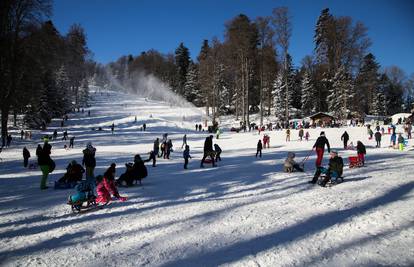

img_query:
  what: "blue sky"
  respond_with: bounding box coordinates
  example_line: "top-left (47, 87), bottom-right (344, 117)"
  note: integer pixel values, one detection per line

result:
top-left (52, 0), bottom-right (414, 75)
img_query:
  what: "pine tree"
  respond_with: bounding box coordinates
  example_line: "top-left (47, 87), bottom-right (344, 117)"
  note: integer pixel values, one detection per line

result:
top-left (183, 63), bottom-right (202, 105)
top-left (328, 66), bottom-right (354, 119)
top-left (55, 65), bottom-right (71, 114)
top-left (272, 73), bottom-right (285, 120)
top-left (355, 53), bottom-right (380, 115)
top-left (174, 42), bottom-right (190, 95)
top-left (79, 79), bottom-right (89, 107)
top-left (301, 71), bottom-right (316, 116)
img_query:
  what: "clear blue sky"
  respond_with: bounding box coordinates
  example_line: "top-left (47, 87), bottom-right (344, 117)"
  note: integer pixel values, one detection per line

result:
top-left (52, 0), bottom-right (414, 75)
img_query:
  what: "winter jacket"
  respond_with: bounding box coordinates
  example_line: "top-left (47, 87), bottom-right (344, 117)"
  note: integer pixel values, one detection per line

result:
top-left (374, 131), bottom-right (382, 141)
top-left (257, 141), bottom-right (263, 150)
top-left (313, 136), bottom-right (331, 152)
top-left (96, 177), bottom-right (120, 203)
top-left (328, 156), bottom-right (344, 177)
top-left (398, 135), bottom-right (405, 144)
top-left (37, 144), bottom-right (51, 166)
top-left (284, 152), bottom-right (296, 168)
top-left (82, 147), bottom-right (96, 168)
top-left (299, 129), bottom-right (304, 137)
top-left (214, 144), bottom-right (222, 153)
top-left (204, 137), bottom-right (213, 152)
top-left (23, 147), bottom-right (30, 159)
top-left (153, 140), bottom-right (159, 152)
top-left (341, 132), bottom-right (349, 142)
top-left (183, 149), bottom-right (191, 159)
top-left (356, 142), bottom-right (366, 154)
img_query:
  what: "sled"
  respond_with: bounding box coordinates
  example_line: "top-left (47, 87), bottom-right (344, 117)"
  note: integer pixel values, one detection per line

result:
top-left (348, 156), bottom-right (363, 168)
top-left (67, 194), bottom-right (108, 214)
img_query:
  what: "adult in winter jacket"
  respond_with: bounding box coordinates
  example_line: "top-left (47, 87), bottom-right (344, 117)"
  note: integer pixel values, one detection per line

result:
top-left (341, 131), bottom-right (349, 149)
top-left (356, 141), bottom-right (366, 166)
top-left (82, 142), bottom-right (96, 185)
top-left (256, 140), bottom-right (263, 158)
top-left (38, 141), bottom-right (53, 190)
top-left (201, 135), bottom-right (216, 167)
top-left (283, 152), bottom-right (304, 172)
top-left (153, 138), bottom-right (160, 157)
top-left (23, 146), bottom-right (30, 168)
top-left (313, 132), bottom-right (331, 167)
top-left (310, 151), bottom-right (343, 186)
top-left (57, 160), bottom-right (85, 185)
top-left (374, 131), bottom-right (382, 148)
top-left (118, 155), bottom-right (148, 186)
top-left (165, 139), bottom-right (173, 159)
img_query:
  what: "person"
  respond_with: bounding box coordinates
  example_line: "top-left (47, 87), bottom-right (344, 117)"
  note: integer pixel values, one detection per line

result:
top-left (154, 138), bottom-right (160, 157)
top-left (88, 110), bottom-right (91, 117)
top-left (195, 124), bottom-right (198, 131)
top-left (160, 141), bottom-right (166, 158)
top-left (181, 134), bottom-right (187, 149)
top-left (286, 128), bottom-right (290, 142)
top-left (305, 131), bottom-right (310, 141)
top-left (60, 120), bottom-right (64, 128)
top-left (216, 128), bottom-right (221, 139)
top-left (346, 141), bottom-right (355, 150)
top-left (111, 123), bottom-right (115, 134)
top-left (56, 160), bottom-right (85, 188)
top-left (356, 141), bottom-right (366, 166)
top-left (298, 128), bottom-right (304, 141)
top-left (256, 140), bottom-right (262, 158)
top-left (390, 132), bottom-right (397, 147)
top-left (6, 134), bottom-right (12, 147)
top-left (20, 130), bottom-right (24, 140)
top-left (313, 131), bottom-right (331, 167)
top-left (165, 139), bottom-right (173, 159)
top-left (118, 155), bottom-right (148, 186)
top-left (183, 145), bottom-right (192, 169)
top-left (341, 131), bottom-right (349, 149)
top-left (214, 144), bottom-right (222, 162)
top-left (368, 127), bottom-right (374, 140)
top-left (143, 123), bottom-right (146, 131)
top-left (62, 130), bottom-right (68, 141)
top-left (53, 130), bottom-right (58, 140)
top-left (69, 136), bottom-right (75, 148)
top-left (200, 135), bottom-right (216, 167)
top-left (68, 180), bottom-right (94, 203)
top-left (397, 133), bottom-right (405, 151)
top-left (407, 123), bottom-right (412, 139)
top-left (96, 163), bottom-right (126, 203)
top-left (82, 142), bottom-right (96, 188)
top-left (38, 139), bottom-right (53, 190)
top-left (283, 152), bottom-right (304, 172)
top-left (144, 150), bottom-right (157, 167)
top-left (309, 151), bottom-right (344, 187)
top-left (23, 146), bottom-right (30, 168)
top-left (374, 130), bottom-right (382, 148)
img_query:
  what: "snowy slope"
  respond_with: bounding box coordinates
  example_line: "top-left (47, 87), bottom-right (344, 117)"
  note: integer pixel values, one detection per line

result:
top-left (0, 90), bottom-right (413, 267)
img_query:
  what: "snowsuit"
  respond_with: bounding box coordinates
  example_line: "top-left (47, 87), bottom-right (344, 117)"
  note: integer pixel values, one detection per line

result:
top-left (214, 144), bottom-right (222, 162)
top-left (284, 152), bottom-right (304, 172)
top-left (256, 140), bottom-right (263, 158)
top-left (183, 146), bottom-right (191, 169)
top-left (398, 135), bottom-right (405, 151)
top-left (70, 180), bottom-right (93, 203)
top-left (341, 131), bottom-right (349, 149)
top-left (96, 177), bottom-right (122, 203)
top-left (374, 131), bottom-right (382, 148)
top-left (23, 147), bottom-right (30, 167)
top-left (313, 135), bottom-right (331, 167)
top-left (311, 155), bottom-right (344, 186)
top-left (201, 136), bottom-right (215, 167)
top-left (356, 141), bottom-right (366, 165)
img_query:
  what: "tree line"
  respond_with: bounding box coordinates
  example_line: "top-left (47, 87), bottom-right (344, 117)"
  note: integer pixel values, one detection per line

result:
top-left (1, 0), bottom-right (91, 146)
top-left (103, 7), bottom-right (414, 125)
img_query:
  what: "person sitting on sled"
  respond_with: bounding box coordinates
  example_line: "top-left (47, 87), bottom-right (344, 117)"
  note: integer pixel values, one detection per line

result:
top-left (68, 179), bottom-right (94, 203)
top-left (118, 155), bottom-right (148, 186)
top-left (96, 163), bottom-right (127, 203)
top-left (283, 152), bottom-right (304, 172)
top-left (56, 160), bottom-right (85, 188)
top-left (309, 151), bottom-right (343, 187)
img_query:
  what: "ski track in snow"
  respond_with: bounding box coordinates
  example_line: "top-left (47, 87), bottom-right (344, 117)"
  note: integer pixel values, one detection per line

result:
top-left (0, 90), bottom-right (413, 267)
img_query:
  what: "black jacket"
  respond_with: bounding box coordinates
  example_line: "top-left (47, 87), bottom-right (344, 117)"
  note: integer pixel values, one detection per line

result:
top-left (204, 137), bottom-right (213, 152)
top-left (341, 132), bottom-right (349, 142)
top-left (257, 141), bottom-right (263, 150)
top-left (23, 147), bottom-right (30, 159)
top-left (82, 148), bottom-right (96, 168)
top-left (356, 142), bottom-right (366, 154)
top-left (37, 144), bottom-right (51, 165)
top-left (313, 136), bottom-right (330, 152)
top-left (374, 132), bottom-right (382, 141)
top-left (329, 156), bottom-right (344, 176)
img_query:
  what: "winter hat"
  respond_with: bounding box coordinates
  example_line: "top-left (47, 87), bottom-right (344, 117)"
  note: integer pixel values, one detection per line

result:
top-left (330, 150), bottom-right (338, 156)
top-left (320, 131), bottom-right (325, 136)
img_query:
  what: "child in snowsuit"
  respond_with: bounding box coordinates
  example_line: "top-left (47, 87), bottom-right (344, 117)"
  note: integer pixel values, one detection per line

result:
top-left (310, 151), bottom-right (343, 187)
top-left (183, 145), bottom-right (192, 169)
top-left (69, 180), bottom-right (94, 203)
top-left (283, 152), bottom-right (304, 172)
top-left (214, 144), bottom-right (222, 162)
top-left (96, 163), bottom-right (126, 203)
top-left (356, 141), bottom-right (366, 166)
top-left (397, 133), bottom-right (405, 151)
top-left (256, 140), bottom-right (262, 158)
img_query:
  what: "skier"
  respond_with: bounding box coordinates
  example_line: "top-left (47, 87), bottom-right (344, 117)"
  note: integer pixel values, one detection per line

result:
top-left (23, 146), bottom-right (30, 168)
top-left (341, 131), bottom-right (349, 149)
top-left (214, 144), bottom-right (222, 162)
top-left (183, 145), bottom-right (192, 169)
top-left (286, 128), bottom-right (290, 142)
top-left (374, 130), bottom-right (382, 148)
top-left (298, 128), bottom-right (304, 141)
top-left (256, 140), bottom-right (263, 158)
top-left (69, 136), bottom-right (75, 148)
top-left (200, 135), bottom-right (216, 167)
top-left (356, 141), bottom-right (366, 166)
top-left (82, 142), bottom-right (97, 189)
top-left (309, 151), bottom-right (343, 187)
top-left (181, 134), bottom-right (187, 149)
top-left (313, 131), bottom-right (331, 167)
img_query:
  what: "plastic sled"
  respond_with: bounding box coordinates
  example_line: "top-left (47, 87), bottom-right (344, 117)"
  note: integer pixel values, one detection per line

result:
top-left (348, 156), bottom-right (363, 168)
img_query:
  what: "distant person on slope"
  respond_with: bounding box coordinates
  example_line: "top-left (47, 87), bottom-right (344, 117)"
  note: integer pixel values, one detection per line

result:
top-left (23, 146), bottom-right (30, 168)
top-left (181, 134), bottom-right (187, 149)
top-left (375, 130), bottom-right (382, 148)
top-left (356, 141), bottom-right (366, 166)
top-left (313, 131), bottom-right (330, 167)
top-left (256, 140), bottom-right (263, 158)
top-left (154, 138), bottom-right (160, 157)
top-left (341, 131), bottom-right (349, 149)
top-left (38, 139), bottom-right (54, 190)
top-left (183, 145), bottom-right (192, 169)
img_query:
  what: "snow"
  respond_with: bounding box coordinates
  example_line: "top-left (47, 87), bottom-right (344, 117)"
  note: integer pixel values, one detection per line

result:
top-left (1, 90), bottom-right (413, 267)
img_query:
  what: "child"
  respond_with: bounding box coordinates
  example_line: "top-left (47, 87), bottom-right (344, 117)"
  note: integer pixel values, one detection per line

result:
top-left (256, 140), bottom-right (262, 158)
top-left (144, 150), bottom-right (157, 167)
top-left (214, 144), bottom-right (222, 162)
top-left (183, 145), bottom-right (192, 169)
top-left (96, 163), bottom-right (126, 203)
top-left (397, 133), bottom-right (405, 151)
top-left (390, 132), bottom-right (397, 147)
top-left (283, 152), bottom-right (304, 172)
top-left (286, 128), bottom-right (291, 142)
top-left (356, 141), bottom-right (366, 166)
top-left (68, 179), bottom-right (94, 204)
top-left (305, 131), bottom-right (310, 141)
top-left (346, 141), bottom-right (355, 150)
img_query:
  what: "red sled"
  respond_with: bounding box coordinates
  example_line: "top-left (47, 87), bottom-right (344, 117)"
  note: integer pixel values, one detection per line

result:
top-left (348, 156), bottom-right (363, 168)
top-left (203, 158), bottom-right (213, 164)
